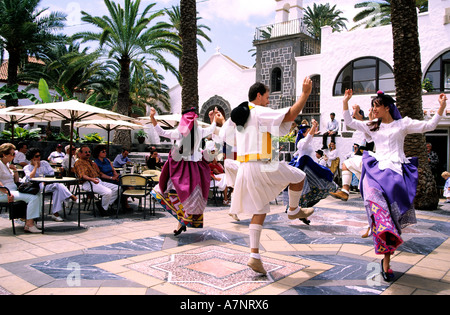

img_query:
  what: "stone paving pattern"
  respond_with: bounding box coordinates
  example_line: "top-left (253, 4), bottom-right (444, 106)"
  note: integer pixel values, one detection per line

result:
top-left (0, 193), bottom-right (449, 295)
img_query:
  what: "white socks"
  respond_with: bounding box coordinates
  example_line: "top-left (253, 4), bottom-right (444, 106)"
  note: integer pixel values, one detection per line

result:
top-left (288, 189), bottom-right (302, 210)
top-left (249, 224), bottom-right (263, 255)
top-left (341, 170), bottom-right (352, 195)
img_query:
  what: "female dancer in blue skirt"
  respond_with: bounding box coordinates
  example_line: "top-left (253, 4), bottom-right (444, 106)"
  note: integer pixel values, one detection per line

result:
top-left (283, 119), bottom-right (338, 223)
top-left (343, 89), bottom-right (447, 281)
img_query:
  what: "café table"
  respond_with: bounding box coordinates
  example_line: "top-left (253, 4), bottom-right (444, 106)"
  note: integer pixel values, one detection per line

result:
top-left (30, 176), bottom-right (79, 233)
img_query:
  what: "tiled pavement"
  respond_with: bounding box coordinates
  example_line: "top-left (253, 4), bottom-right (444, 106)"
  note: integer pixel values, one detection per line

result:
top-left (0, 193), bottom-right (449, 296)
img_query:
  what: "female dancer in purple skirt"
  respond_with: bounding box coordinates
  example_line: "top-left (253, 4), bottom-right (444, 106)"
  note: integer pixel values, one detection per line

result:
top-left (343, 89), bottom-right (447, 281)
top-left (149, 107), bottom-right (218, 236)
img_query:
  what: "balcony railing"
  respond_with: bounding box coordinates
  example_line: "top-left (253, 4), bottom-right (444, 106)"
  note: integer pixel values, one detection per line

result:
top-left (254, 19), bottom-right (320, 55)
top-left (255, 19), bottom-right (308, 41)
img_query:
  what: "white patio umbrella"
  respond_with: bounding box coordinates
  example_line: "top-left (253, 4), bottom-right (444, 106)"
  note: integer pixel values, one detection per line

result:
top-left (8, 100), bottom-right (132, 170)
top-left (0, 107), bottom-right (53, 142)
top-left (73, 119), bottom-right (144, 155)
top-left (138, 113), bottom-right (211, 128)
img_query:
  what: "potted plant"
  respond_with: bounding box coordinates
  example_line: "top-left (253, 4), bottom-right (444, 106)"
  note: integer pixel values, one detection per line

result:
top-left (81, 132), bottom-right (104, 143)
top-left (135, 130), bottom-right (147, 144)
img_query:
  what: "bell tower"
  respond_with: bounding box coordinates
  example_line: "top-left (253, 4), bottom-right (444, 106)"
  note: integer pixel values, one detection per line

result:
top-left (254, 0), bottom-right (319, 110)
top-left (275, 0), bottom-right (304, 23)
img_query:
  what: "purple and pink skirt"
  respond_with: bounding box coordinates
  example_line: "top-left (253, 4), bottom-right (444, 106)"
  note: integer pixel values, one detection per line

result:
top-left (360, 152), bottom-right (418, 255)
top-left (154, 152), bottom-right (210, 228)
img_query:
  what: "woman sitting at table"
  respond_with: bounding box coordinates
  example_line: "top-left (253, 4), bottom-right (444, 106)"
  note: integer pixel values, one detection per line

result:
top-left (93, 144), bottom-right (130, 210)
top-left (93, 145), bottom-right (119, 183)
top-left (24, 148), bottom-right (77, 222)
top-left (0, 143), bottom-right (42, 233)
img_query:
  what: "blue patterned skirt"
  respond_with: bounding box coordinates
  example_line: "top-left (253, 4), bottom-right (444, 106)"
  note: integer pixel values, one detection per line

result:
top-left (283, 155), bottom-right (338, 208)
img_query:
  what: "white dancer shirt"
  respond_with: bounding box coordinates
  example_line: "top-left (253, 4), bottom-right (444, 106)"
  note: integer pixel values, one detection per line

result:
top-left (344, 110), bottom-right (442, 175)
top-left (224, 104), bottom-right (306, 214)
top-left (154, 122), bottom-right (216, 162)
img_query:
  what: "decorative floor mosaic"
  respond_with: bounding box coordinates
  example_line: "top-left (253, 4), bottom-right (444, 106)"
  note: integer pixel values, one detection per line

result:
top-left (1, 195), bottom-right (449, 295)
top-left (127, 245), bottom-right (306, 295)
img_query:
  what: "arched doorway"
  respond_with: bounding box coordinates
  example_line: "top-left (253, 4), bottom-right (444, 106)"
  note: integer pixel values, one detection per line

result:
top-left (199, 95), bottom-right (232, 123)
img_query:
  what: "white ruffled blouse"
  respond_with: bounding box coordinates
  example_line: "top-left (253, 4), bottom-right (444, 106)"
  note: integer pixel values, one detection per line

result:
top-left (154, 121), bottom-right (216, 162)
top-left (343, 110), bottom-right (442, 174)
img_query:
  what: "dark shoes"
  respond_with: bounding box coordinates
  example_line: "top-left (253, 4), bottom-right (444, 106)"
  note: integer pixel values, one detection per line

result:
top-left (95, 201), bottom-right (109, 217)
top-left (174, 225), bottom-right (186, 236)
top-left (381, 259), bottom-right (395, 282)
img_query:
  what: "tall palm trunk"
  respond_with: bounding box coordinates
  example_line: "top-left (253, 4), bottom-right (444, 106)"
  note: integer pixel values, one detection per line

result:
top-left (5, 49), bottom-right (20, 107)
top-left (180, 0), bottom-right (199, 113)
top-left (113, 55), bottom-right (132, 146)
top-left (391, 0), bottom-right (438, 209)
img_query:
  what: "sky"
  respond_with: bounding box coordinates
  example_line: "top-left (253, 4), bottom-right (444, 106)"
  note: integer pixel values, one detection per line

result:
top-left (38, 0), bottom-right (361, 88)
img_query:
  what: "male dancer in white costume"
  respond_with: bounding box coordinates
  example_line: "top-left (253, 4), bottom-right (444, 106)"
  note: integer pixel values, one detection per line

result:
top-left (217, 77), bottom-right (314, 274)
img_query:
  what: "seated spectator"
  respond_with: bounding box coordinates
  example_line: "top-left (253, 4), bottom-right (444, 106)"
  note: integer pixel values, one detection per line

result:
top-left (93, 145), bottom-right (119, 183)
top-left (48, 144), bottom-right (66, 164)
top-left (24, 148), bottom-right (77, 222)
top-left (322, 112), bottom-right (339, 149)
top-left (0, 143), bottom-right (41, 233)
top-left (113, 148), bottom-right (132, 168)
top-left (74, 144), bottom-right (118, 216)
top-left (324, 141), bottom-right (339, 173)
top-left (93, 145), bottom-right (130, 209)
top-left (146, 147), bottom-right (164, 170)
top-left (61, 145), bottom-right (77, 176)
top-left (315, 149), bottom-right (327, 167)
top-left (13, 142), bottom-right (29, 167)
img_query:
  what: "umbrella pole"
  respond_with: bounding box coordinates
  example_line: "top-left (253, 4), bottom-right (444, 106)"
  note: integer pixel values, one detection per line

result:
top-left (68, 120), bottom-right (74, 174)
top-left (11, 123), bottom-right (14, 144)
top-left (107, 130), bottom-right (110, 158)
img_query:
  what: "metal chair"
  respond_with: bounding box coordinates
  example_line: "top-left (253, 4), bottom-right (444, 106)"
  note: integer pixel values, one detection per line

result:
top-left (68, 175), bottom-right (101, 218)
top-left (209, 178), bottom-right (223, 206)
top-left (142, 170), bottom-right (160, 212)
top-left (0, 186), bottom-right (28, 235)
top-left (116, 174), bottom-right (152, 218)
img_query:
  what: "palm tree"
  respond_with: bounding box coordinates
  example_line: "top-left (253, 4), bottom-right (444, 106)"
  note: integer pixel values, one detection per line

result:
top-left (303, 3), bottom-right (348, 41)
top-left (73, 0), bottom-right (181, 146)
top-left (0, 0), bottom-right (66, 107)
top-left (102, 57), bottom-right (171, 116)
top-left (179, 0), bottom-right (199, 113)
top-left (165, 5), bottom-right (211, 55)
top-left (390, 0), bottom-right (438, 209)
top-left (352, 0), bottom-right (428, 29)
top-left (20, 40), bottom-right (105, 96)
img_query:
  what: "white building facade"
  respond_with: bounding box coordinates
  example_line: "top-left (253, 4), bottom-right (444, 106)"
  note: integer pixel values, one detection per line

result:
top-left (167, 0), bottom-right (450, 172)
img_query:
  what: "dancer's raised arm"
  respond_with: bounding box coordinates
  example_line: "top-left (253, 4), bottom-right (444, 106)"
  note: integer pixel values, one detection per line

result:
top-left (283, 77), bottom-right (313, 122)
top-left (343, 89), bottom-right (353, 111)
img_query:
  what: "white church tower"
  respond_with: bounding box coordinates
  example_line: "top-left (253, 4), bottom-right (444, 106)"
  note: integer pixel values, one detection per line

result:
top-left (275, 0), bottom-right (304, 23)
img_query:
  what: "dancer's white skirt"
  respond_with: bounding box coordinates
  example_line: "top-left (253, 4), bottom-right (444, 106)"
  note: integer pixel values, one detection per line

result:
top-left (230, 160), bottom-right (305, 215)
top-left (224, 159), bottom-right (240, 188)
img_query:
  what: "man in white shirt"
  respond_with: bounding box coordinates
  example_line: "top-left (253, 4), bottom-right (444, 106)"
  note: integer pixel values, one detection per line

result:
top-left (218, 78), bottom-right (314, 275)
top-left (48, 144), bottom-right (66, 164)
top-left (315, 150), bottom-right (327, 167)
top-left (322, 112), bottom-right (339, 149)
top-left (13, 142), bottom-right (29, 167)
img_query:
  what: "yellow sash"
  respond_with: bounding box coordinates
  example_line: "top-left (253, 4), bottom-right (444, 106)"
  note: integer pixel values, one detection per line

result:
top-left (236, 106), bottom-right (272, 163)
